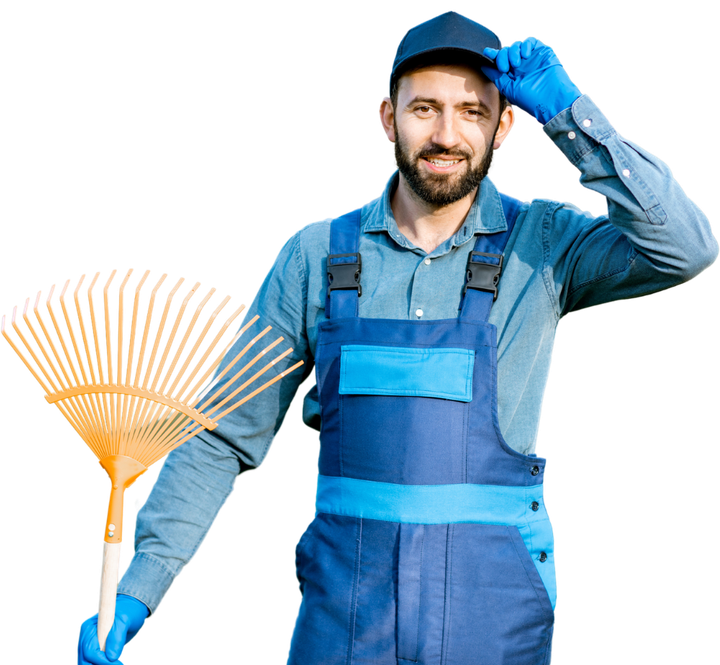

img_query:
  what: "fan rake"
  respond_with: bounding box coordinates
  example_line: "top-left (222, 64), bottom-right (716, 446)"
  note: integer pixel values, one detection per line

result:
top-left (1, 269), bottom-right (303, 650)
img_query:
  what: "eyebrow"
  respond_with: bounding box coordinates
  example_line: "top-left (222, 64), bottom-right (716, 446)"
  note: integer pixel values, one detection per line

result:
top-left (405, 96), bottom-right (493, 116)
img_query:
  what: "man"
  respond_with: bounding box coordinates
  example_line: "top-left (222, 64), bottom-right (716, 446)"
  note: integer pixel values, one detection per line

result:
top-left (78, 11), bottom-right (717, 665)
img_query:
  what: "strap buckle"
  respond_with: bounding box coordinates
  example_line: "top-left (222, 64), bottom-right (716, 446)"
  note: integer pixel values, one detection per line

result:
top-left (464, 251), bottom-right (503, 301)
top-left (327, 253), bottom-right (362, 297)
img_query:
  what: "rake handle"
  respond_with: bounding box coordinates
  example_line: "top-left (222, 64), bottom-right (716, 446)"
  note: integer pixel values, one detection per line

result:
top-left (98, 541), bottom-right (121, 650)
top-left (97, 455), bottom-right (147, 651)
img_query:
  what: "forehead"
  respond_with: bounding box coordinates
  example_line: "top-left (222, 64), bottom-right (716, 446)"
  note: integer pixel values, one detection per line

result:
top-left (396, 64), bottom-right (499, 108)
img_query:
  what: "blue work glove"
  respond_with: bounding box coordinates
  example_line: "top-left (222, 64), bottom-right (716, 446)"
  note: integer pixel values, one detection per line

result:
top-left (78, 594), bottom-right (149, 664)
top-left (481, 38), bottom-right (581, 124)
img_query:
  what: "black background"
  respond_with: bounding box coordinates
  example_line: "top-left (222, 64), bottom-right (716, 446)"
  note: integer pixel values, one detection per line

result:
top-left (0, 7), bottom-right (717, 664)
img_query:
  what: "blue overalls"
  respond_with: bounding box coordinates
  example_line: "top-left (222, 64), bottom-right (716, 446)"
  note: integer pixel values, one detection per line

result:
top-left (290, 197), bottom-right (556, 665)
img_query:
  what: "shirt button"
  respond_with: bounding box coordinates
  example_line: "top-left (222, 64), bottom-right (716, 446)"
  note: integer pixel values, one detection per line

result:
top-left (424, 258), bottom-right (431, 265)
top-left (530, 465), bottom-right (539, 476)
top-left (531, 501), bottom-right (539, 511)
top-left (539, 551), bottom-right (547, 563)
top-left (415, 308), bottom-right (423, 318)
top-left (567, 131), bottom-right (576, 140)
top-left (622, 169), bottom-right (631, 177)
top-left (582, 119), bottom-right (592, 127)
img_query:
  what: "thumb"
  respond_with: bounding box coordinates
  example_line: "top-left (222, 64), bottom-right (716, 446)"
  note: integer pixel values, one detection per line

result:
top-left (104, 617), bottom-right (129, 662)
top-left (480, 66), bottom-right (503, 84)
top-left (481, 47), bottom-right (501, 82)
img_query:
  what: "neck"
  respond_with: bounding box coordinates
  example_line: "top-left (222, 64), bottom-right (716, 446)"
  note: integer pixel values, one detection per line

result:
top-left (390, 174), bottom-right (478, 253)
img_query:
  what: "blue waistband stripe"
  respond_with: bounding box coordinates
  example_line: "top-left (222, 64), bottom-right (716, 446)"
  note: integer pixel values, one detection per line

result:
top-left (315, 475), bottom-right (556, 609)
top-left (315, 475), bottom-right (543, 525)
top-left (339, 345), bottom-right (474, 402)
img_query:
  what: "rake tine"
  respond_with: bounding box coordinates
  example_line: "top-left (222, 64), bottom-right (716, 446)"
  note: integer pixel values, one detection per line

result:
top-left (1, 270), bottom-right (306, 651)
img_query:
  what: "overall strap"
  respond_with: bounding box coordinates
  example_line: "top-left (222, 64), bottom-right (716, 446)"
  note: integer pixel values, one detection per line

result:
top-left (460, 193), bottom-right (523, 322)
top-left (325, 197), bottom-right (521, 321)
top-left (326, 208), bottom-right (363, 319)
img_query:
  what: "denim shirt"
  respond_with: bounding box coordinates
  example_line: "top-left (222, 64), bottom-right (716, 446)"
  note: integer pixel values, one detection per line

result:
top-left (118, 95), bottom-right (717, 612)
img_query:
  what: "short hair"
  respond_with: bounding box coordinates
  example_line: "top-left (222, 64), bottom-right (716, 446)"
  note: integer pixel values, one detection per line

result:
top-left (390, 57), bottom-right (509, 114)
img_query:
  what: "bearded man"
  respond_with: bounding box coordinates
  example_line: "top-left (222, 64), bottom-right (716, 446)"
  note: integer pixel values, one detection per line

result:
top-left (79, 11), bottom-right (717, 665)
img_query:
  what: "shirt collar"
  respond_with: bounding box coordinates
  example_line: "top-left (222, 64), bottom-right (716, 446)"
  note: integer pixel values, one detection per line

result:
top-left (361, 171), bottom-right (508, 253)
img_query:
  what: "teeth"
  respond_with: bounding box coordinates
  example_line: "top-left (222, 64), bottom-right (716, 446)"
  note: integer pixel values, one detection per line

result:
top-left (429, 159), bottom-right (459, 166)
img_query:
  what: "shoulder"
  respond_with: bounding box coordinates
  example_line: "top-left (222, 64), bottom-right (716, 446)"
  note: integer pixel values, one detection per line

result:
top-left (273, 219), bottom-right (332, 261)
top-left (509, 196), bottom-right (612, 269)
top-left (516, 196), bottom-right (604, 231)
top-left (277, 196), bottom-right (378, 263)
top-left (296, 219), bottom-right (332, 241)
top-left (502, 195), bottom-right (567, 237)
top-left (290, 199), bottom-right (377, 258)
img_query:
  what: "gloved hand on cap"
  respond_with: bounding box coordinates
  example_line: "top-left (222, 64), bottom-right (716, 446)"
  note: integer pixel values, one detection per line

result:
top-left (481, 38), bottom-right (582, 124)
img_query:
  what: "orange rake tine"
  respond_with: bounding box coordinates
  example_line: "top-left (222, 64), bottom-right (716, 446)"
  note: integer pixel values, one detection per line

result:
top-left (0, 270), bottom-right (304, 651)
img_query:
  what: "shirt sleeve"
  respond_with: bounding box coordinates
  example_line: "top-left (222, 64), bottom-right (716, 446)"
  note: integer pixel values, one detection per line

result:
top-left (117, 230), bottom-right (314, 612)
top-left (541, 95), bottom-right (718, 316)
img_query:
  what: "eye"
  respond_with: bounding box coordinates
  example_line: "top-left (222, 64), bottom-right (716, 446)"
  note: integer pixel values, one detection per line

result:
top-left (414, 105), bottom-right (434, 115)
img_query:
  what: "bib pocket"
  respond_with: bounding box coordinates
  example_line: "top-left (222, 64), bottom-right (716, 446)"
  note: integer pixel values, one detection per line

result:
top-left (339, 345), bottom-right (474, 402)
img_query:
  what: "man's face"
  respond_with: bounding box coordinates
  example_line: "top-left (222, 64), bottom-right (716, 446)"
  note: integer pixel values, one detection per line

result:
top-left (382, 65), bottom-right (513, 207)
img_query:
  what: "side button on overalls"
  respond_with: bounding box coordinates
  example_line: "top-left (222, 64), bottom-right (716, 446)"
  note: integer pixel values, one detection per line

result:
top-left (290, 196), bottom-right (556, 665)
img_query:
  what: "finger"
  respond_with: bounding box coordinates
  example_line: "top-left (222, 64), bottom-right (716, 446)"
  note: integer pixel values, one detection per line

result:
top-left (521, 37), bottom-right (536, 59)
top-left (78, 617), bottom-right (123, 665)
top-left (480, 66), bottom-right (503, 84)
top-left (508, 41), bottom-right (523, 68)
top-left (79, 641), bottom-right (119, 664)
top-left (105, 618), bottom-right (129, 661)
top-left (79, 639), bottom-right (121, 664)
top-left (482, 46), bottom-right (499, 61)
top-left (494, 47), bottom-right (510, 73)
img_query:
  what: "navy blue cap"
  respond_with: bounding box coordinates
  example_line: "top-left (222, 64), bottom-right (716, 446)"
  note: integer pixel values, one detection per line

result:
top-left (390, 11), bottom-right (501, 95)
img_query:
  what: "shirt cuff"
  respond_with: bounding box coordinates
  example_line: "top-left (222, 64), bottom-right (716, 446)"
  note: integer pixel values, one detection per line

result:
top-left (543, 95), bottom-right (616, 166)
top-left (117, 551), bottom-right (176, 614)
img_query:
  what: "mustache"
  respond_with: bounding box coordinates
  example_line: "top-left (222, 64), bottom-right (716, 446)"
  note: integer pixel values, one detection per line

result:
top-left (415, 143), bottom-right (472, 161)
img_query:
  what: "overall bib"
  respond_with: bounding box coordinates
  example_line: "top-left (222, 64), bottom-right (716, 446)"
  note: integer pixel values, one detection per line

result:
top-left (290, 198), bottom-right (556, 665)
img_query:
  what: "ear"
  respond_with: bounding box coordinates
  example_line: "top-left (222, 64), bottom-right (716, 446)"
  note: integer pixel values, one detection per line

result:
top-left (379, 97), bottom-right (396, 142)
top-left (493, 105), bottom-right (514, 149)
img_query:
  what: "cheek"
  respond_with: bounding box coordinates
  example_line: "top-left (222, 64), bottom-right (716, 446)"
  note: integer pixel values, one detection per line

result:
top-left (465, 132), bottom-right (490, 159)
top-left (442, 119), bottom-right (491, 157)
top-left (398, 122), bottom-right (433, 153)
top-left (474, 122), bottom-right (499, 153)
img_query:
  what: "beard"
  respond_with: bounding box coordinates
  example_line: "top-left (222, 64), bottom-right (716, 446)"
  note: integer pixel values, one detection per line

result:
top-left (394, 123), bottom-right (496, 207)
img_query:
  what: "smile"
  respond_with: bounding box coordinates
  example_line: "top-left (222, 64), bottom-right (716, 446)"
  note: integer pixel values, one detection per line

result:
top-left (422, 157), bottom-right (464, 173)
top-left (428, 159), bottom-right (460, 166)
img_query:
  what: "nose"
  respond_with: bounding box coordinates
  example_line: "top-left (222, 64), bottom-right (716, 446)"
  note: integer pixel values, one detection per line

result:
top-left (431, 113), bottom-right (461, 150)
